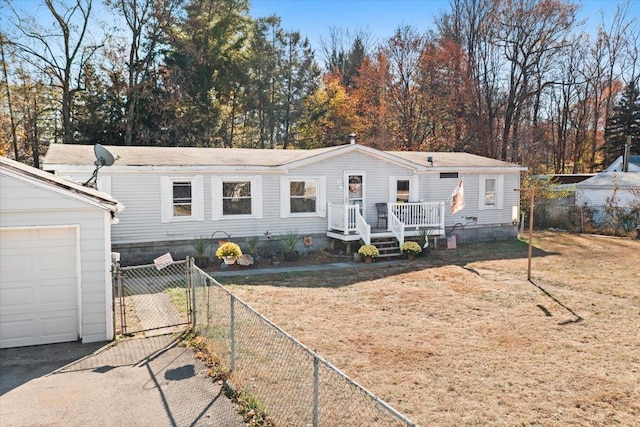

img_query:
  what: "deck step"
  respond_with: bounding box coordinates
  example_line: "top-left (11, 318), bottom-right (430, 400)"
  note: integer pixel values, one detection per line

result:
top-left (370, 237), bottom-right (401, 257)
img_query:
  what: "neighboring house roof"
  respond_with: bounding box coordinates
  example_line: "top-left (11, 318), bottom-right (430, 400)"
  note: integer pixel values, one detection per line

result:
top-left (604, 155), bottom-right (640, 172)
top-left (1, 156), bottom-right (124, 213)
top-left (537, 174), bottom-right (596, 185)
top-left (43, 143), bottom-right (525, 171)
top-left (575, 172), bottom-right (640, 189)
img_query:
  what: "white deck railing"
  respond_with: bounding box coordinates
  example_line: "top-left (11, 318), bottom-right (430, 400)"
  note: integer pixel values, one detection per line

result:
top-left (327, 203), bottom-right (371, 244)
top-left (328, 201), bottom-right (445, 246)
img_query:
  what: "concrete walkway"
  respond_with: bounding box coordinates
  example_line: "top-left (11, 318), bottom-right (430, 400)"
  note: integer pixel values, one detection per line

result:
top-left (0, 335), bottom-right (243, 426)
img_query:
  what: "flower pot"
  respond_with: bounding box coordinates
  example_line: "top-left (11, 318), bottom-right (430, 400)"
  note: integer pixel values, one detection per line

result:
top-left (406, 253), bottom-right (415, 260)
top-left (284, 251), bottom-right (298, 262)
top-left (223, 256), bottom-right (237, 265)
top-left (364, 256), bottom-right (373, 264)
top-left (195, 257), bottom-right (210, 268)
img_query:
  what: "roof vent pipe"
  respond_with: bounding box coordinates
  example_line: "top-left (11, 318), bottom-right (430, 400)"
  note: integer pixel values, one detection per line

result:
top-left (348, 133), bottom-right (357, 145)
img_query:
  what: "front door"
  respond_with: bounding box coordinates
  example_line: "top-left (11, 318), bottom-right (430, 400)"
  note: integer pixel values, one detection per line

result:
top-left (346, 173), bottom-right (364, 215)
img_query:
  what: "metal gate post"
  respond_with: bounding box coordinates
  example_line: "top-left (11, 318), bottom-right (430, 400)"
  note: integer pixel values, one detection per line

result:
top-left (117, 265), bottom-right (125, 335)
top-left (111, 263), bottom-right (117, 339)
top-left (188, 257), bottom-right (196, 328)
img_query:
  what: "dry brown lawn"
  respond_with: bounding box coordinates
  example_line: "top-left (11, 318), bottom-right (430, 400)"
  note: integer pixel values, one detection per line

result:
top-left (221, 232), bottom-right (640, 426)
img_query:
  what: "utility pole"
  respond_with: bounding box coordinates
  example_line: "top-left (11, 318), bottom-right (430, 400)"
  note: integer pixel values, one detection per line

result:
top-left (516, 188), bottom-right (535, 280)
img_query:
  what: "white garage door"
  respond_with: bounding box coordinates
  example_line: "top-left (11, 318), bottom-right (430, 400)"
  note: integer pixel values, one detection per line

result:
top-left (0, 227), bottom-right (79, 348)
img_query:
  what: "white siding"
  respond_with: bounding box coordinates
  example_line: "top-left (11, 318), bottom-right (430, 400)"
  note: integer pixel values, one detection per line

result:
top-left (417, 171), bottom-right (520, 226)
top-left (51, 150), bottom-right (521, 245)
top-left (0, 175), bottom-right (113, 344)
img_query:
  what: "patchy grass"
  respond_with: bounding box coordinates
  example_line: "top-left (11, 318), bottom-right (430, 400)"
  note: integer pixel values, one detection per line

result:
top-left (223, 232), bottom-right (640, 426)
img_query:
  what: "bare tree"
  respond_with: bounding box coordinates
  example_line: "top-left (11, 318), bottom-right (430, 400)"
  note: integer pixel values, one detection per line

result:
top-left (492, 0), bottom-right (577, 162)
top-left (4, 0), bottom-right (102, 145)
top-left (0, 32), bottom-right (19, 160)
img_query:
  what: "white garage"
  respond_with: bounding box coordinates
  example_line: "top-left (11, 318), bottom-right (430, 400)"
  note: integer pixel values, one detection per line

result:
top-left (0, 156), bottom-right (123, 349)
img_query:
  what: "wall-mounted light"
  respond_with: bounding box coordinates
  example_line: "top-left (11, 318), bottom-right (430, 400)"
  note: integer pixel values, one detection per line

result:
top-left (337, 180), bottom-right (343, 190)
top-left (512, 205), bottom-right (519, 225)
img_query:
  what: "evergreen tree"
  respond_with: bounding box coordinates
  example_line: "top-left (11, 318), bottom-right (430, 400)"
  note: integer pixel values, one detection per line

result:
top-left (603, 80), bottom-right (640, 167)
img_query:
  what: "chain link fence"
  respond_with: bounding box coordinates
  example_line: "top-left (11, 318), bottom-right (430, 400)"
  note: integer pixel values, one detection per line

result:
top-left (533, 201), bottom-right (639, 236)
top-left (114, 261), bottom-right (192, 336)
top-left (190, 264), bottom-right (417, 427)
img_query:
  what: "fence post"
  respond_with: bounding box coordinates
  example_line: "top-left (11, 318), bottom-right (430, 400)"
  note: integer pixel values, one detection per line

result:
top-left (230, 295), bottom-right (236, 372)
top-left (205, 278), bottom-right (211, 325)
top-left (111, 263), bottom-right (118, 339)
top-left (313, 356), bottom-right (319, 427)
top-left (188, 257), bottom-right (196, 328)
top-left (117, 265), bottom-right (125, 335)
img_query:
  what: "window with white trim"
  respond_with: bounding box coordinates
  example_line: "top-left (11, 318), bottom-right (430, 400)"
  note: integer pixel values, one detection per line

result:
top-left (222, 181), bottom-right (252, 215)
top-left (280, 176), bottom-right (325, 218)
top-left (388, 175), bottom-right (419, 203)
top-left (211, 176), bottom-right (263, 220)
top-left (290, 180), bottom-right (317, 213)
top-left (172, 181), bottom-right (192, 216)
top-left (160, 176), bottom-right (204, 223)
top-left (396, 180), bottom-right (410, 203)
top-left (478, 175), bottom-right (503, 210)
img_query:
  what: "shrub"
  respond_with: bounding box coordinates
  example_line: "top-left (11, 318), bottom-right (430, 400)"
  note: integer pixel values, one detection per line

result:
top-left (358, 244), bottom-right (379, 258)
top-left (215, 242), bottom-right (242, 259)
top-left (401, 241), bottom-right (422, 255)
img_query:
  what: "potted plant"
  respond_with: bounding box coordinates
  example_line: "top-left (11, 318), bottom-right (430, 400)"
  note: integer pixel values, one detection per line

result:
top-left (192, 236), bottom-right (210, 268)
top-left (245, 236), bottom-right (260, 255)
top-left (215, 241), bottom-right (242, 264)
top-left (401, 241), bottom-right (422, 260)
top-left (358, 244), bottom-right (379, 263)
top-left (280, 230), bottom-right (301, 261)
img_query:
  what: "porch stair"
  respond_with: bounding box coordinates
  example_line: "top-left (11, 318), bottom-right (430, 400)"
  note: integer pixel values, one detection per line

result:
top-left (370, 236), bottom-right (402, 259)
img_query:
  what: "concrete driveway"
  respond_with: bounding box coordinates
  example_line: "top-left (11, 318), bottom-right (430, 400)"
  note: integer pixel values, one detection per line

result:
top-left (0, 335), bottom-right (243, 426)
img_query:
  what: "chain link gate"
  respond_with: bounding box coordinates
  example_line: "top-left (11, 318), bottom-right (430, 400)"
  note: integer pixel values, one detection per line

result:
top-left (113, 260), bottom-right (193, 337)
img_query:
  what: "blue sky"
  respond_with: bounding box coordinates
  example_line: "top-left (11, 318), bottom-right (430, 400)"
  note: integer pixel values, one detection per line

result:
top-left (249, 0), bottom-right (639, 53)
top-left (3, 0), bottom-right (637, 55)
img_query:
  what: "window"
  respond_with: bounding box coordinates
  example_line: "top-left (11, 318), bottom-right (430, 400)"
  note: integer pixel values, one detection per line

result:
top-left (290, 180), bottom-right (317, 213)
top-left (396, 180), bottom-right (410, 203)
top-left (479, 175), bottom-right (503, 210)
top-left (440, 172), bottom-right (459, 179)
top-left (172, 181), bottom-right (192, 216)
top-left (212, 176), bottom-right (263, 220)
top-left (222, 181), bottom-right (252, 215)
top-left (280, 176), bottom-right (325, 218)
top-left (161, 176), bottom-right (204, 223)
top-left (484, 178), bottom-right (497, 206)
top-left (389, 176), bottom-right (418, 203)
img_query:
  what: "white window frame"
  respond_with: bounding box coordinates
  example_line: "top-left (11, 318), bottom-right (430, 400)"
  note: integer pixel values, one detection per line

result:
top-left (212, 176), bottom-right (263, 220)
top-left (388, 175), bottom-right (419, 202)
top-left (280, 176), bottom-right (326, 218)
top-left (160, 176), bottom-right (204, 223)
top-left (478, 174), bottom-right (503, 210)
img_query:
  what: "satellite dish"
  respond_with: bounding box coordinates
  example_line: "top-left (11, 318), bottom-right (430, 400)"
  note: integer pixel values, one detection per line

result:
top-left (83, 144), bottom-right (117, 187)
top-left (95, 144), bottom-right (115, 167)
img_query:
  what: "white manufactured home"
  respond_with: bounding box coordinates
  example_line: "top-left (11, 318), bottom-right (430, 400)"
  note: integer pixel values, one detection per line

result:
top-left (0, 156), bottom-right (123, 348)
top-left (43, 143), bottom-right (525, 264)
